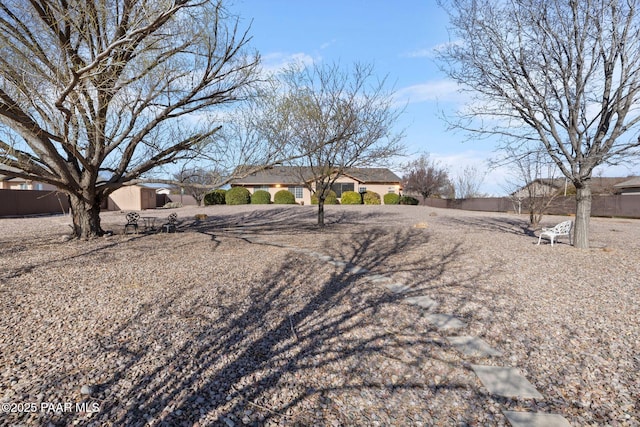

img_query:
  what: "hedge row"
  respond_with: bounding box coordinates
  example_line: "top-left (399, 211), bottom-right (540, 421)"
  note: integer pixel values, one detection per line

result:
top-left (225, 187), bottom-right (251, 205)
top-left (336, 190), bottom-right (383, 205)
top-left (274, 189), bottom-right (296, 204)
top-left (204, 187), bottom-right (414, 206)
top-left (364, 190), bottom-right (381, 205)
top-left (340, 191), bottom-right (361, 204)
top-left (399, 195), bottom-right (420, 205)
top-left (251, 190), bottom-right (271, 204)
top-left (204, 189), bottom-right (227, 205)
top-left (383, 193), bottom-right (400, 205)
top-left (311, 189), bottom-right (338, 205)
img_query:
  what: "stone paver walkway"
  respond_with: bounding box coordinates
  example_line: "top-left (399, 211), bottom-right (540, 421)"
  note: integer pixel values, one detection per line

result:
top-left (240, 234), bottom-right (572, 426)
top-left (446, 336), bottom-right (503, 357)
top-left (471, 365), bottom-right (543, 399)
top-left (404, 295), bottom-right (439, 310)
top-left (425, 313), bottom-right (467, 330)
top-left (503, 411), bottom-right (573, 427)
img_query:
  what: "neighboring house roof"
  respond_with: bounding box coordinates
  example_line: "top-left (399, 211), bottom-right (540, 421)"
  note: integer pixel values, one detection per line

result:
top-left (231, 166), bottom-right (401, 185)
top-left (614, 176), bottom-right (640, 189)
top-left (517, 177), bottom-right (632, 195)
top-left (589, 176), bottom-right (633, 194)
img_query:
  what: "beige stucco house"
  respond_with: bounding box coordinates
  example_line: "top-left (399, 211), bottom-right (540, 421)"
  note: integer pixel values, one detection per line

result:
top-left (231, 166), bottom-right (402, 205)
top-left (0, 174), bottom-right (57, 191)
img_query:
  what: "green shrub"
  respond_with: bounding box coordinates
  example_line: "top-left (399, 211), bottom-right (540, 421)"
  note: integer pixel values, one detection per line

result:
top-left (251, 190), bottom-right (271, 204)
top-left (399, 195), bottom-right (420, 205)
top-left (311, 189), bottom-right (338, 205)
top-left (225, 186), bottom-right (251, 205)
top-left (274, 189), bottom-right (296, 204)
top-left (383, 193), bottom-right (400, 205)
top-left (204, 189), bottom-right (226, 205)
top-left (340, 190), bottom-right (362, 205)
top-left (364, 190), bottom-right (381, 205)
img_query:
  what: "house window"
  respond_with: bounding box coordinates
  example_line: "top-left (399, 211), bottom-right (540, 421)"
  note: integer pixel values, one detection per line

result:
top-left (288, 186), bottom-right (303, 199)
top-left (253, 185), bottom-right (269, 193)
top-left (388, 187), bottom-right (396, 193)
top-left (331, 182), bottom-right (354, 197)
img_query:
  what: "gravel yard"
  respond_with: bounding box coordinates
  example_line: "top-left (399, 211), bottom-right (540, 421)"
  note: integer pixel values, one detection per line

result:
top-left (0, 204), bottom-right (638, 426)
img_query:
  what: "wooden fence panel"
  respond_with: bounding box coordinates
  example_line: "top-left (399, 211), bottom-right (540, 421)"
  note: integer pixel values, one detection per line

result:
top-left (421, 195), bottom-right (640, 219)
top-left (0, 189), bottom-right (69, 217)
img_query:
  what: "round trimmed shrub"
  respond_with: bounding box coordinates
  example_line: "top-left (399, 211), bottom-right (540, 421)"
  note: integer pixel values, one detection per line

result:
top-left (383, 193), bottom-right (400, 205)
top-left (251, 190), bottom-right (271, 204)
top-left (340, 190), bottom-right (362, 205)
top-left (274, 189), bottom-right (296, 204)
top-left (204, 189), bottom-right (226, 205)
top-left (311, 189), bottom-right (338, 205)
top-left (399, 195), bottom-right (420, 205)
top-left (225, 186), bottom-right (251, 205)
top-left (364, 190), bottom-right (381, 205)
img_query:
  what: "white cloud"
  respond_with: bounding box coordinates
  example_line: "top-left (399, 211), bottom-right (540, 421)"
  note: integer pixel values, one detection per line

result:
top-left (260, 52), bottom-right (318, 74)
top-left (320, 39), bottom-right (336, 50)
top-left (404, 48), bottom-right (434, 59)
top-left (395, 79), bottom-right (462, 104)
top-left (403, 40), bottom-right (463, 59)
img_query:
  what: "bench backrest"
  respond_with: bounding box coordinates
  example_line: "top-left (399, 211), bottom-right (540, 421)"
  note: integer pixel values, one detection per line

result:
top-left (553, 220), bottom-right (572, 234)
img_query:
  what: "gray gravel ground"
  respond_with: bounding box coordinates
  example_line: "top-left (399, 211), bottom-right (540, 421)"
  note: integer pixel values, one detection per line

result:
top-left (0, 204), bottom-right (638, 426)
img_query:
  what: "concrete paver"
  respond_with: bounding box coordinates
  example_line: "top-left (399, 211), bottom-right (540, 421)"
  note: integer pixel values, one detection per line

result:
top-left (383, 282), bottom-right (411, 293)
top-left (503, 411), bottom-right (572, 427)
top-left (368, 274), bottom-right (389, 283)
top-left (425, 313), bottom-right (467, 330)
top-left (447, 335), bottom-right (503, 357)
top-left (347, 265), bottom-right (369, 274)
top-left (471, 365), bottom-right (543, 399)
top-left (404, 295), bottom-right (439, 310)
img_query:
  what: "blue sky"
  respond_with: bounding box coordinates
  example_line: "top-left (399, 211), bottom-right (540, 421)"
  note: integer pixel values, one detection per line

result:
top-left (229, 0), bottom-right (636, 195)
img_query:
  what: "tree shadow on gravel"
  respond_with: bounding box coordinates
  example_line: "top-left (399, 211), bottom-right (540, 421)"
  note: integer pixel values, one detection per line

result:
top-left (19, 223), bottom-right (502, 426)
top-left (442, 215), bottom-right (537, 238)
top-left (183, 206), bottom-right (401, 236)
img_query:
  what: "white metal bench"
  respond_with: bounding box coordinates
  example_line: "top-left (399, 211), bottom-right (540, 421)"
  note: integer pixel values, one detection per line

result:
top-left (537, 220), bottom-right (572, 246)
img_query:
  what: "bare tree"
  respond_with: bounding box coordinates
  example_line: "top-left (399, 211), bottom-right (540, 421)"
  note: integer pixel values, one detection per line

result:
top-left (454, 165), bottom-right (485, 199)
top-left (438, 0), bottom-right (640, 248)
top-left (173, 167), bottom-right (220, 206)
top-left (0, 0), bottom-right (259, 238)
top-left (498, 146), bottom-right (560, 227)
top-left (258, 62), bottom-right (404, 227)
top-left (402, 154), bottom-right (452, 201)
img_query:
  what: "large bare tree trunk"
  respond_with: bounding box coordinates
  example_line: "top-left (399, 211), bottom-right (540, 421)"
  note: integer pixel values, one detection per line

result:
top-left (574, 185), bottom-right (592, 249)
top-left (68, 193), bottom-right (104, 239)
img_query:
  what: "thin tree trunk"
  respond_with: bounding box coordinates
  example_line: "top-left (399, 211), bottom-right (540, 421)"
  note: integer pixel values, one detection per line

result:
top-left (68, 193), bottom-right (104, 239)
top-left (574, 185), bottom-right (591, 249)
top-left (317, 198), bottom-right (325, 228)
